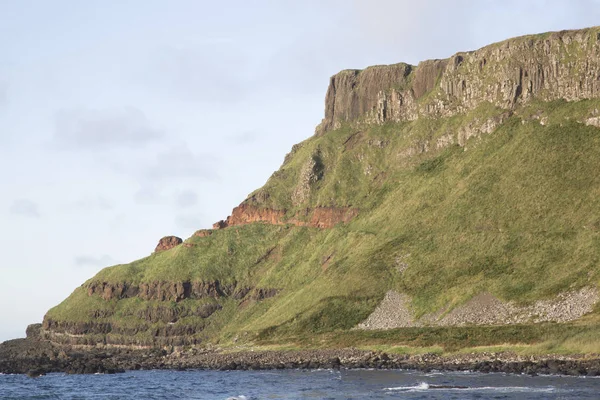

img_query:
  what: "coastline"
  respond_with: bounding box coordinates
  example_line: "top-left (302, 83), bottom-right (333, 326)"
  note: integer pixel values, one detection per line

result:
top-left (2, 337), bottom-right (599, 377)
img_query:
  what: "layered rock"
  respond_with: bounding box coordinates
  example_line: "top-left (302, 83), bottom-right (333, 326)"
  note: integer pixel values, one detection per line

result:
top-left (42, 281), bottom-right (281, 347)
top-left (316, 27), bottom-right (600, 135)
top-left (86, 280), bottom-right (255, 302)
top-left (213, 204), bottom-right (358, 230)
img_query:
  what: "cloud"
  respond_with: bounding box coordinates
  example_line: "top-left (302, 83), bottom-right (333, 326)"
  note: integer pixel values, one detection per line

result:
top-left (74, 254), bottom-right (117, 268)
top-left (54, 107), bottom-right (163, 149)
top-left (131, 148), bottom-right (214, 206)
top-left (9, 199), bottom-right (40, 218)
top-left (176, 190), bottom-right (198, 208)
top-left (349, 0), bottom-right (600, 64)
top-left (134, 184), bottom-right (166, 205)
top-left (174, 214), bottom-right (204, 231)
top-left (140, 43), bottom-right (254, 103)
top-left (67, 195), bottom-right (113, 211)
top-left (350, 0), bottom-right (475, 62)
top-left (227, 131), bottom-right (258, 144)
top-left (143, 145), bottom-right (217, 181)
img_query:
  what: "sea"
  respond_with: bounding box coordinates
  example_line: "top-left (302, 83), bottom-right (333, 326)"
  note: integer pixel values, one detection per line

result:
top-left (1, 369), bottom-right (599, 399)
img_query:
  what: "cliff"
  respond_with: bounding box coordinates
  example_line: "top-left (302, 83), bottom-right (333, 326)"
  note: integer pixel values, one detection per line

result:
top-left (33, 26), bottom-right (600, 355)
top-left (316, 27), bottom-right (600, 134)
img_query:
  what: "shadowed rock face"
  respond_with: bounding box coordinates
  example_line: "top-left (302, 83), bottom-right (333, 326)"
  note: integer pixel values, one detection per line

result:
top-left (316, 63), bottom-right (413, 134)
top-left (41, 281), bottom-right (280, 347)
top-left (86, 280), bottom-right (232, 302)
top-left (316, 28), bottom-right (600, 135)
top-left (154, 236), bottom-right (183, 252)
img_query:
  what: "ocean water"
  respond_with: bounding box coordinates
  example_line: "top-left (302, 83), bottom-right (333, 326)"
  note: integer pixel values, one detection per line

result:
top-left (1, 369), bottom-right (599, 399)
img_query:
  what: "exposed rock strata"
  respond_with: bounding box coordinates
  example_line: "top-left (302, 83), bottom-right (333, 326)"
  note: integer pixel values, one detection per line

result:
top-left (316, 28), bottom-right (600, 135)
top-left (42, 282), bottom-right (280, 347)
top-left (213, 204), bottom-right (358, 229)
top-left (85, 280), bottom-right (275, 302)
top-left (86, 281), bottom-right (228, 302)
top-left (37, 280), bottom-right (280, 346)
top-left (358, 288), bottom-right (599, 330)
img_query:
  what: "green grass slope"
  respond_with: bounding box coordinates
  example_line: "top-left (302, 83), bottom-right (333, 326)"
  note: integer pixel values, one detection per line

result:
top-left (45, 98), bottom-right (600, 353)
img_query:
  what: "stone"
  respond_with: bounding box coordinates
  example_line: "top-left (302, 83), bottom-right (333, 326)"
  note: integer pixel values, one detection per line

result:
top-left (154, 236), bottom-right (183, 252)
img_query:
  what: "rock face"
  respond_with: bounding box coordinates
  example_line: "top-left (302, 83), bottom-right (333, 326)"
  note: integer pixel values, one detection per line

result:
top-left (154, 236), bottom-right (183, 252)
top-left (85, 281), bottom-right (279, 303)
top-left (213, 204), bottom-right (358, 230)
top-left (316, 28), bottom-right (600, 135)
top-left (316, 63), bottom-right (413, 134)
top-left (41, 281), bottom-right (281, 347)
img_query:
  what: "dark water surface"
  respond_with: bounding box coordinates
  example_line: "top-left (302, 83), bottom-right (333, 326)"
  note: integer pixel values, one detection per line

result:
top-left (1, 369), bottom-right (599, 399)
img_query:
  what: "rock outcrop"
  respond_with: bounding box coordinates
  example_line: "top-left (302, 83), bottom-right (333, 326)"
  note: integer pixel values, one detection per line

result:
top-left (213, 204), bottom-right (358, 229)
top-left (154, 236), bottom-right (183, 252)
top-left (85, 280), bottom-right (264, 302)
top-left (316, 28), bottom-right (600, 135)
top-left (194, 229), bottom-right (213, 237)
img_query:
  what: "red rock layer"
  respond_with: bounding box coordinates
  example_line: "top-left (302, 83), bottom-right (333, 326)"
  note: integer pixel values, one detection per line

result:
top-left (154, 236), bottom-right (183, 252)
top-left (213, 205), bottom-right (358, 230)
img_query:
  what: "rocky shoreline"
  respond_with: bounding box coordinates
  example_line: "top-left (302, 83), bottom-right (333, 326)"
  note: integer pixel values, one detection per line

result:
top-left (2, 335), bottom-right (600, 377)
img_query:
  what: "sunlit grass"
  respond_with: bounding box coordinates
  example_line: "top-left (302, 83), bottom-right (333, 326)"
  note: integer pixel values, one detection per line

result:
top-left (46, 98), bottom-right (600, 354)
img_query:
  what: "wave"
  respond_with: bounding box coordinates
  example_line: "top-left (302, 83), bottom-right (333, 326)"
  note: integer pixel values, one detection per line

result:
top-left (384, 382), bottom-right (558, 392)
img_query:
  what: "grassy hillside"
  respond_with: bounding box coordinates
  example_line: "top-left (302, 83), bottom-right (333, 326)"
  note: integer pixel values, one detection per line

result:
top-left (44, 96), bottom-right (600, 353)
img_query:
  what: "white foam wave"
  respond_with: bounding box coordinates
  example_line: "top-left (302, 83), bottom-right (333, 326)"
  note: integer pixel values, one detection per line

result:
top-left (385, 382), bottom-right (429, 391)
top-left (384, 382), bottom-right (557, 393)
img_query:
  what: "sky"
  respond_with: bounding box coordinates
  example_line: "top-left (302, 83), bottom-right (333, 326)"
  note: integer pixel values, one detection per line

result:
top-left (1, 0), bottom-right (599, 342)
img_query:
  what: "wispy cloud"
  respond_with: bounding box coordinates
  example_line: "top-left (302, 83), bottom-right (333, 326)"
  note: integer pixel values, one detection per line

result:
top-left (66, 195), bottom-right (113, 211)
top-left (74, 254), bottom-right (117, 268)
top-left (54, 107), bottom-right (163, 149)
top-left (174, 214), bottom-right (204, 231)
top-left (139, 44), bottom-right (253, 103)
top-left (143, 145), bottom-right (217, 181)
top-left (227, 131), bottom-right (258, 144)
top-left (134, 184), bottom-right (166, 205)
top-left (9, 199), bottom-right (40, 218)
top-left (176, 190), bottom-right (198, 208)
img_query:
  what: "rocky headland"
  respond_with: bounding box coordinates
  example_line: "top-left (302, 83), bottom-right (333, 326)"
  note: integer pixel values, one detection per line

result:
top-left (4, 26), bottom-right (600, 375)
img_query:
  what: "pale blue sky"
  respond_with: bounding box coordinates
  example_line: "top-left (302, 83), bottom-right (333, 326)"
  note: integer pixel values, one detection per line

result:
top-left (1, 0), bottom-right (599, 341)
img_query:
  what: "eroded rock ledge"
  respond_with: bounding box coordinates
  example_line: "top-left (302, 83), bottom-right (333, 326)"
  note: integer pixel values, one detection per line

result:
top-left (41, 283), bottom-right (281, 347)
top-left (213, 204), bottom-right (358, 229)
top-left (85, 280), bottom-right (278, 303)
